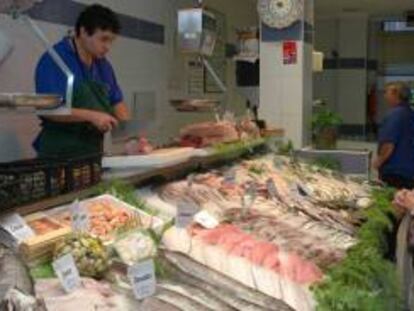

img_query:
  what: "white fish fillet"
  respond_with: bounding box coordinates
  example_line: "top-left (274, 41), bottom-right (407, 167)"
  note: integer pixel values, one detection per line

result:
top-left (163, 228), bottom-right (316, 311)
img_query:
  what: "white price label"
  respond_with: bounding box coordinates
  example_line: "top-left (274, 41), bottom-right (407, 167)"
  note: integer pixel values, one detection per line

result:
top-left (194, 210), bottom-right (219, 229)
top-left (71, 200), bottom-right (89, 232)
top-left (52, 253), bottom-right (81, 293)
top-left (266, 178), bottom-right (278, 200)
top-left (128, 259), bottom-right (156, 300)
top-left (176, 201), bottom-right (198, 228)
top-left (0, 213), bottom-right (35, 242)
top-left (244, 183), bottom-right (257, 207)
top-left (187, 174), bottom-right (195, 188)
top-left (223, 169), bottom-right (236, 184)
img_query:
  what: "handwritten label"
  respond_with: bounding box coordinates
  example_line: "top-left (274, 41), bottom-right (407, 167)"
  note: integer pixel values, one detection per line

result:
top-left (242, 183), bottom-right (257, 213)
top-left (128, 259), bottom-right (156, 300)
top-left (187, 174), bottom-right (195, 188)
top-left (52, 253), bottom-right (81, 293)
top-left (0, 213), bottom-right (35, 242)
top-left (176, 201), bottom-right (198, 228)
top-left (194, 210), bottom-right (219, 229)
top-left (266, 178), bottom-right (279, 200)
top-left (223, 169), bottom-right (236, 184)
top-left (71, 200), bottom-right (89, 232)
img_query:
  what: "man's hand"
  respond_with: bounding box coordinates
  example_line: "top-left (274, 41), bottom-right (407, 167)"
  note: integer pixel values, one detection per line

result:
top-left (87, 111), bottom-right (119, 132)
top-left (374, 143), bottom-right (395, 171)
top-left (372, 158), bottom-right (381, 170)
top-left (394, 190), bottom-right (414, 209)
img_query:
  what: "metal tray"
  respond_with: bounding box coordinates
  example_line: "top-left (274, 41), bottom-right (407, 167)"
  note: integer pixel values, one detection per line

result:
top-left (170, 99), bottom-right (219, 112)
top-left (0, 93), bottom-right (62, 109)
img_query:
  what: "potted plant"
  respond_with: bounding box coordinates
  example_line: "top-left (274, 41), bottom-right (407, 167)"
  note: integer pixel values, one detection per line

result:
top-left (312, 107), bottom-right (342, 150)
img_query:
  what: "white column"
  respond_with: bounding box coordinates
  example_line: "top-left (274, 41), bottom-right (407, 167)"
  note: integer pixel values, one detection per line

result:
top-left (259, 0), bottom-right (314, 148)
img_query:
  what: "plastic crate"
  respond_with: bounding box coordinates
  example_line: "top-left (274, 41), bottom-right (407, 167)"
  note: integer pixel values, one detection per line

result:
top-left (0, 159), bottom-right (67, 209)
top-left (0, 154), bottom-right (102, 210)
top-left (66, 153), bottom-right (102, 190)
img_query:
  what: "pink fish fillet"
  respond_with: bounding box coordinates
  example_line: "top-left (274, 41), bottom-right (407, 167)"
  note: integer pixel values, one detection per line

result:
top-left (195, 225), bottom-right (239, 245)
top-left (230, 236), bottom-right (256, 257)
top-left (277, 253), bottom-right (323, 284)
top-left (221, 233), bottom-right (250, 253)
top-left (262, 251), bottom-right (281, 271)
top-left (248, 242), bottom-right (279, 266)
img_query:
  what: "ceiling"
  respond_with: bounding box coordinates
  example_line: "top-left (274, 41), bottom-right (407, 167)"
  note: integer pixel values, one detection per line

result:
top-left (316, 0), bottom-right (413, 17)
top-left (249, 0), bottom-right (414, 18)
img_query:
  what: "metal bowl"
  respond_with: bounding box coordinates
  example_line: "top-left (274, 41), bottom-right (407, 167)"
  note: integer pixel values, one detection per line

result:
top-left (0, 93), bottom-right (62, 109)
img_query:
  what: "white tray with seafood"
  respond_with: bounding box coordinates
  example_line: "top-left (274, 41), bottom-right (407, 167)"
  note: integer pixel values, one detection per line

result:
top-left (45, 195), bottom-right (164, 243)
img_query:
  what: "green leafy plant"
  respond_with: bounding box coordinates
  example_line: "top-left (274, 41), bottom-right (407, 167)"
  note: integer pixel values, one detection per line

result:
top-left (312, 156), bottom-right (342, 171)
top-left (30, 262), bottom-right (55, 279)
top-left (313, 188), bottom-right (401, 311)
top-left (95, 179), bottom-right (155, 215)
top-left (312, 107), bottom-right (342, 150)
top-left (277, 140), bottom-right (294, 156)
top-left (312, 108), bottom-right (342, 132)
top-left (213, 138), bottom-right (265, 159)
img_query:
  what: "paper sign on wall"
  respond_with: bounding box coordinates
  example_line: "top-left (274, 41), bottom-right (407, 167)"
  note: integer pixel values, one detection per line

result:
top-left (283, 41), bottom-right (297, 65)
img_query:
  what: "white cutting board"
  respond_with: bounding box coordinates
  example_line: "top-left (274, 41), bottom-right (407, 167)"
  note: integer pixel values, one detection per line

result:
top-left (102, 147), bottom-right (207, 169)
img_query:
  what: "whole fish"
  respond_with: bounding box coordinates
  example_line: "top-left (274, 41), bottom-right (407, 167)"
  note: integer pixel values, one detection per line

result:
top-left (163, 250), bottom-right (294, 311)
top-left (162, 255), bottom-right (270, 311)
top-left (156, 287), bottom-right (213, 311)
top-left (141, 297), bottom-right (182, 311)
top-left (158, 281), bottom-right (236, 311)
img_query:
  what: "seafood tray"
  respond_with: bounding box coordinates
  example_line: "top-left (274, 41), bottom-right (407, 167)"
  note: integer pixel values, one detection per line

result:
top-left (45, 195), bottom-right (164, 244)
top-left (20, 213), bottom-right (71, 264)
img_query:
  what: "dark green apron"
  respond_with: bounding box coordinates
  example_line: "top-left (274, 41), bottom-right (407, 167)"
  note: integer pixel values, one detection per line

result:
top-left (36, 40), bottom-right (115, 158)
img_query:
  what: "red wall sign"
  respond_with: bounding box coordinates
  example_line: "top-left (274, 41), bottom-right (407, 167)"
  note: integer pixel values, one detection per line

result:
top-left (283, 41), bottom-right (297, 65)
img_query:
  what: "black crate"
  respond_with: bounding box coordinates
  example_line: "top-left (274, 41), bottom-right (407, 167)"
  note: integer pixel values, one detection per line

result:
top-left (0, 154), bottom-right (102, 210)
top-left (66, 154), bottom-right (102, 191)
top-left (0, 159), bottom-right (67, 209)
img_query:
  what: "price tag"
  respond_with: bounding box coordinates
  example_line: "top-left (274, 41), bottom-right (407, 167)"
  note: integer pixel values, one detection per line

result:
top-left (52, 253), bottom-right (81, 293)
top-left (223, 169), bottom-right (236, 184)
top-left (266, 178), bottom-right (279, 200)
top-left (242, 183), bottom-right (257, 212)
top-left (128, 259), bottom-right (156, 300)
top-left (71, 200), bottom-right (89, 232)
top-left (187, 174), bottom-right (195, 188)
top-left (194, 210), bottom-right (219, 229)
top-left (176, 201), bottom-right (199, 228)
top-left (0, 213), bottom-right (35, 243)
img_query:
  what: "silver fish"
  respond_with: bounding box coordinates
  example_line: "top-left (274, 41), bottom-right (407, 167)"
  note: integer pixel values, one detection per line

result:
top-left (164, 257), bottom-right (269, 311)
top-left (158, 281), bottom-right (236, 311)
top-left (163, 250), bottom-right (294, 311)
top-left (141, 297), bottom-right (183, 311)
top-left (156, 287), bottom-right (212, 311)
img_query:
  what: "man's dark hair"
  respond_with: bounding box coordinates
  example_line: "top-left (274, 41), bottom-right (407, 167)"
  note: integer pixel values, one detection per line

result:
top-left (75, 4), bottom-right (121, 36)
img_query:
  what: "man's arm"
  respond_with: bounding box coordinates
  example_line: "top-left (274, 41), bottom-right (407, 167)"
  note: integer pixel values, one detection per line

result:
top-left (113, 102), bottom-right (130, 121)
top-left (44, 108), bottom-right (118, 132)
top-left (374, 143), bottom-right (395, 169)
